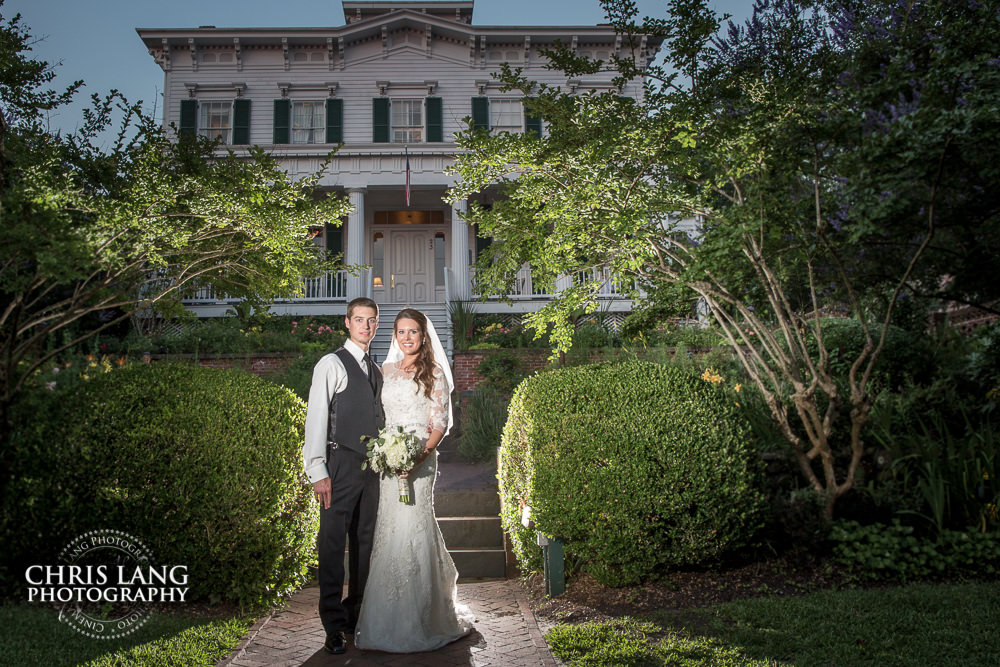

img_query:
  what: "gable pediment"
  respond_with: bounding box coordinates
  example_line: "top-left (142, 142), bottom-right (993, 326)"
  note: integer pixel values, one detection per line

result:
top-left (337, 9), bottom-right (474, 44)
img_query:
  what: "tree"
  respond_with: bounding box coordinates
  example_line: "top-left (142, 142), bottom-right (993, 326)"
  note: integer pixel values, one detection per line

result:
top-left (449, 0), bottom-right (1000, 518)
top-left (0, 6), bottom-right (351, 494)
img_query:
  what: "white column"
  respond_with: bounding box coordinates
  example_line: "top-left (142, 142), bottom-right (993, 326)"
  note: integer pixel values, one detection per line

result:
top-left (345, 188), bottom-right (366, 300)
top-left (450, 198), bottom-right (471, 301)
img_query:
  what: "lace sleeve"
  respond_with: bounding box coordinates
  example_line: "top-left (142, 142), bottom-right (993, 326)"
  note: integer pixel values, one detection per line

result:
top-left (428, 365), bottom-right (450, 434)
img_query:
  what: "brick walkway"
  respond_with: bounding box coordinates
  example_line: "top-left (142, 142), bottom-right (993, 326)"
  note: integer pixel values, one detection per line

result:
top-left (221, 580), bottom-right (559, 667)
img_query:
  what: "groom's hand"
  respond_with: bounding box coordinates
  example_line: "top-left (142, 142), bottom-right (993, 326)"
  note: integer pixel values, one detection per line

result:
top-left (313, 478), bottom-right (332, 510)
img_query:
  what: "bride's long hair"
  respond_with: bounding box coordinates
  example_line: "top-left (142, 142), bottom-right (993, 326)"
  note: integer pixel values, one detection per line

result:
top-left (394, 308), bottom-right (436, 398)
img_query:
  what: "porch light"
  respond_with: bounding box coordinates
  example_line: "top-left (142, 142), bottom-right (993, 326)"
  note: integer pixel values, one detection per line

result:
top-left (373, 277), bottom-right (384, 288)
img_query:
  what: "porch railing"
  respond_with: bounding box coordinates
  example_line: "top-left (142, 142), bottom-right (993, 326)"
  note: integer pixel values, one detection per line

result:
top-left (182, 270), bottom-right (349, 304)
top-left (470, 264), bottom-right (630, 300)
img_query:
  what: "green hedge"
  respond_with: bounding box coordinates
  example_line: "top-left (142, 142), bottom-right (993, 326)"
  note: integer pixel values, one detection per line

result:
top-left (499, 360), bottom-right (765, 586)
top-left (831, 520), bottom-right (1000, 582)
top-left (2, 363), bottom-right (317, 608)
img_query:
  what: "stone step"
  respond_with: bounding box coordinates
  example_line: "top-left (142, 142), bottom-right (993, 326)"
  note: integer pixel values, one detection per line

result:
top-left (449, 548), bottom-right (507, 580)
top-left (438, 516), bottom-right (504, 549)
top-left (434, 490), bottom-right (501, 517)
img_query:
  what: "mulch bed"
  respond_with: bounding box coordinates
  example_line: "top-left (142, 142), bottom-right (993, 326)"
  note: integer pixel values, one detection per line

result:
top-left (523, 554), bottom-right (845, 626)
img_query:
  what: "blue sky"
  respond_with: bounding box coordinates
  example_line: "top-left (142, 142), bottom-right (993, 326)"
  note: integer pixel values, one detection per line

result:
top-left (6, 0), bottom-right (751, 139)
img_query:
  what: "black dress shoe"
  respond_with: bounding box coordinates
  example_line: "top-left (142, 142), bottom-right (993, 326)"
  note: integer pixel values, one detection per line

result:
top-left (323, 632), bottom-right (347, 654)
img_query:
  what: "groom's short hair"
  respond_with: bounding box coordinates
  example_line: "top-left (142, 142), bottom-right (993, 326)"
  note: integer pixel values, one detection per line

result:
top-left (346, 297), bottom-right (379, 319)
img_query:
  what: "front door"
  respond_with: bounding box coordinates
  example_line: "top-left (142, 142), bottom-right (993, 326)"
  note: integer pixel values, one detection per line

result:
top-left (388, 229), bottom-right (433, 303)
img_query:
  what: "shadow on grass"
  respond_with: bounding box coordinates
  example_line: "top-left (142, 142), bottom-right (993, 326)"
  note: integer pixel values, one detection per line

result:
top-left (638, 581), bottom-right (1000, 667)
top-left (0, 603), bottom-right (253, 667)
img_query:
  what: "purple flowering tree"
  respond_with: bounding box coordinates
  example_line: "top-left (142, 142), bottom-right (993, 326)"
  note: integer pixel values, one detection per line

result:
top-left (449, 0), bottom-right (1000, 519)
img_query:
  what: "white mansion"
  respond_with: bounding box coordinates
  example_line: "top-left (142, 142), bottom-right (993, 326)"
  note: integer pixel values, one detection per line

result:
top-left (138, 1), bottom-right (661, 348)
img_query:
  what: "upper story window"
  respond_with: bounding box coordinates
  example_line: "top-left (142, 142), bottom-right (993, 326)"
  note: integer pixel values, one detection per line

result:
top-left (179, 98), bottom-right (250, 145)
top-left (391, 99), bottom-right (423, 143)
top-left (471, 97), bottom-right (541, 136)
top-left (292, 101), bottom-right (325, 144)
top-left (489, 99), bottom-right (522, 134)
top-left (373, 97), bottom-right (443, 143)
top-left (199, 101), bottom-right (232, 143)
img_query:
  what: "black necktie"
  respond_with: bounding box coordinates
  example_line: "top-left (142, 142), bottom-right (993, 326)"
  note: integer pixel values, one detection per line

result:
top-left (363, 353), bottom-right (377, 394)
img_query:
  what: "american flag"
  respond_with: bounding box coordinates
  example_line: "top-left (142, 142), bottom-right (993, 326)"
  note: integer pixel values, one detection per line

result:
top-left (404, 146), bottom-right (411, 207)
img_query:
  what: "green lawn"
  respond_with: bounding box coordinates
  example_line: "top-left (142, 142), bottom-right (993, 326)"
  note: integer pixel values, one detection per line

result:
top-left (547, 581), bottom-right (1000, 666)
top-left (0, 604), bottom-right (253, 667)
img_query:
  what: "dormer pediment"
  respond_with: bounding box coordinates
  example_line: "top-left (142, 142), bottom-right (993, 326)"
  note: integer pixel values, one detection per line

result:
top-left (335, 9), bottom-right (475, 44)
top-left (342, 1), bottom-right (474, 26)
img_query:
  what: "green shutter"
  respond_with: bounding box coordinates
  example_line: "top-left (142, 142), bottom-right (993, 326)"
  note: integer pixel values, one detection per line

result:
top-left (179, 99), bottom-right (197, 139)
top-left (524, 98), bottom-right (542, 136)
top-left (425, 96), bottom-right (443, 142)
top-left (325, 223), bottom-right (343, 255)
top-left (373, 98), bottom-right (390, 143)
top-left (325, 98), bottom-right (343, 143)
top-left (232, 98), bottom-right (251, 144)
top-left (273, 99), bottom-right (290, 144)
top-left (475, 228), bottom-right (493, 259)
top-left (471, 96), bottom-right (489, 131)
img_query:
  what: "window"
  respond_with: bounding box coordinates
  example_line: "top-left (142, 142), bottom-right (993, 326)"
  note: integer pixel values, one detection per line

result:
top-left (489, 98), bottom-right (522, 134)
top-left (199, 101), bottom-right (232, 143)
top-left (391, 99), bottom-right (422, 143)
top-left (434, 232), bottom-right (445, 286)
top-left (292, 101), bottom-right (325, 144)
top-left (372, 232), bottom-right (385, 289)
top-left (472, 97), bottom-right (534, 134)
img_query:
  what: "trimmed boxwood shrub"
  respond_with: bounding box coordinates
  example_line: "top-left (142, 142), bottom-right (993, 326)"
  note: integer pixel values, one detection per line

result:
top-left (2, 363), bottom-right (317, 608)
top-left (499, 359), bottom-right (765, 586)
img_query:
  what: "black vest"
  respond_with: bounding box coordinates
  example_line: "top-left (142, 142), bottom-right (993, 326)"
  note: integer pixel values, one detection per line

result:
top-left (327, 347), bottom-right (384, 455)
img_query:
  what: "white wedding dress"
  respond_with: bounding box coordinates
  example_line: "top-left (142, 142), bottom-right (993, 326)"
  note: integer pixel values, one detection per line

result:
top-left (354, 361), bottom-right (474, 652)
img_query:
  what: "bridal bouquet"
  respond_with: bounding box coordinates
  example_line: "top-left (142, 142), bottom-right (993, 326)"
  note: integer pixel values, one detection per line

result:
top-left (363, 425), bottom-right (424, 503)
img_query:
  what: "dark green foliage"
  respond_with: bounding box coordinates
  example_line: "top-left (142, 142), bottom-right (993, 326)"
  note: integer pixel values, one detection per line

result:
top-left (456, 390), bottom-right (509, 462)
top-left (967, 321), bottom-right (1000, 415)
top-left (869, 408), bottom-right (999, 534)
top-left (802, 318), bottom-right (928, 392)
top-left (449, 300), bottom-right (477, 350)
top-left (571, 322), bottom-right (614, 350)
top-left (1, 363), bottom-right (317, 608)
top-left (830, 520), bottom-right (1000, 582)
top-left (499, 360), bottom-right (765, 586)
top-left (861, 322), bottom-right (1000, 533)
top-left (456, 351), bottom-right (529, 462)
top-left (472, 316), bottom-right (550, 349)
top-left (476, 350), bottom-right (528, 395)
top-left (271, 349), bottom-right (330, 401)
top-left (133, 315), bottom-right (346, 356)
top-left (451, 0), bottom-right (1000, 519)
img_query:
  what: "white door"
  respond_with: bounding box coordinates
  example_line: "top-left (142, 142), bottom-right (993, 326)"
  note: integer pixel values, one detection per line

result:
top-left (389, 230), bottom-right (433, 303)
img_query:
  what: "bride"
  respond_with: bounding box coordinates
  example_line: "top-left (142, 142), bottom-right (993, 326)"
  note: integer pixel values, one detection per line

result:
top-left (354, 308), bottom-right (474, 652)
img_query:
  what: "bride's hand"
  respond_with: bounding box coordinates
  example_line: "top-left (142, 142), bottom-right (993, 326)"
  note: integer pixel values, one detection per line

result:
top-left (399, 470), bottom-right (409, 479)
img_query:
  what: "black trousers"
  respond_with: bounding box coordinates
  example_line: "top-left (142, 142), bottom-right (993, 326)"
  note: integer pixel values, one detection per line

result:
top-left (317, 446), bottom-right (380, 635)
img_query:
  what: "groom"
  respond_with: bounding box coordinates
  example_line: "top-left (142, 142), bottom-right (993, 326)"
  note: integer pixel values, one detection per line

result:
top-left (303, 297), bottom-right (384, 655)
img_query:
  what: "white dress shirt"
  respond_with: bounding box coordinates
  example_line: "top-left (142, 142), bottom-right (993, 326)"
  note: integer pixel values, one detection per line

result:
top-left (302, 338), bottom-right (371, 484)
